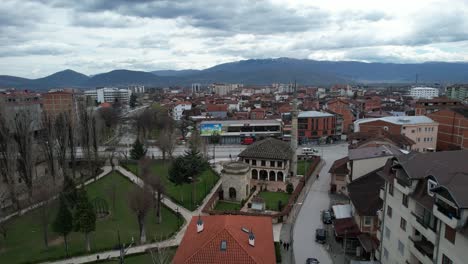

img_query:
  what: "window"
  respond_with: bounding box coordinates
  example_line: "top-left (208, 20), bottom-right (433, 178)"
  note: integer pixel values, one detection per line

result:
top-left (270, 161), bottom-right (275, 167)
top-left (442, 255), bottom-right (453, 264)
top-left (402, 194), bottom-right (408, 207)
top-left (261, 160), bottom-right (266, 166)
top-left (383, 248), bottom-right (389, 260)
top-left (418, 127), bottom-right (421, 132)
top-left (277, 161), bottom-right (283, 168)
top-left (425, 127), bottom-right (428, 132)
top-left (417, 138), bottom-right (420, 142)
top-left (245, 159), bottom-right (250, 164)
top-left (364, 216), bottom-right (372, 226)
top-left (388, 183), bottom-right (394, 196)
top-left (400, 218), bottom-right (407, 231)
top-left (252, 160), bottom-right (257, 166)
top-left (412, 129), bottom-right (415, 133)
top-left (385, 226), bottom-right (391, 239)
top-left (398, 240), bottom-right (405, 255)
top-left (445, 224), bottom-right (456, 244)
top-left (387, 206), bottom-right (392, 218)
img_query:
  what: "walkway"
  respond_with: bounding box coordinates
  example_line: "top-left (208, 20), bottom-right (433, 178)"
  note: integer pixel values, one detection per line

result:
top-left (45, 165), bottom-right (222, 264)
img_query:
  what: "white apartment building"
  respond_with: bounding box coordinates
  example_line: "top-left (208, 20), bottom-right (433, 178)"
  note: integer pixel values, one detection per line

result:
top-left (410, 87), bottom-right (439, 99)
top-left (377, 150), bottom-right (468, 264)
top-left (84, 87), bottom-right (131, 104)
top-left (209, 83), bottom-right (242, 96)
top-left (172, 101), bottom-right (192, 120)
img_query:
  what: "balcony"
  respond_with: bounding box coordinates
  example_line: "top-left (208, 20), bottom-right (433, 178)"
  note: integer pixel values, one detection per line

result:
top-left (433, 204), bottom-right (459, 229)
top-left (409, 237), bottom-right (434, 264)
top-left (379, 187), bottom-right (385, 200)
top-left (410, 212), bottom-right (436, 243)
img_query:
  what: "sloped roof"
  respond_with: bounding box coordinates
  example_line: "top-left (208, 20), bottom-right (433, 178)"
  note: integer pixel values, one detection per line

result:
top-left (348, 169), bottom-right (385, 216)
top-left (173, 215), bottom-right (275, 264)
top-left (328, 157), bottom-right (349, 174)
top-left (238, 138), bottom-right (294, 160)
top-left (348, 131), bottom-right (415, 149)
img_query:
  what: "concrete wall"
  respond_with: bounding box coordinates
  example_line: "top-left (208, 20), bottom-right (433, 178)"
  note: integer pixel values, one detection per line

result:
top-left (351, 156), bottom-right (391, 181)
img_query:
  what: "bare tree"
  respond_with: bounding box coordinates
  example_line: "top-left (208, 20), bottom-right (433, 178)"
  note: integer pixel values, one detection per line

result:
top-left (40, 113), bottom-right (58, 185)
top-left (13, 110), bottom-right (36, 199)
top-left (91, 115), bottom-right (100, 180)
top-left (0, 111), bottom-right (19, 209)
top-left (141, 160), bottom-right (166, 224)
top-left (129, 185), bottom-right (153, 244)
top-left (54, 112), bottom-right (70, 178)
top-left (78, 103), bottom-right (92, 180)
top-left (68, 114), bottom-right (77, 179)
top-left (0, 193), bottom-right (9, 245)
top-left (149, 246), bottom-right (172, 264)
top-left (157, 128), bottom-right (176, 161)
top-left (36, 179), bottom-right (57, 249)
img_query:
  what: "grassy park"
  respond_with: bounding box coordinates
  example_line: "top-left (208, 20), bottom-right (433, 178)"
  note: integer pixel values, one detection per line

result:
top-left (0, 172), bottom-right (183, 264)
top-left (98, 247), bottom-right (177, 264)
top-left (214, 201), bottom-right (242, 211)
top-left (258, 191), bottom-right (291, 211)
top-left (124, 161), bottom-right (219, 211)
top-left (297, 160), bottom-right (313, 176)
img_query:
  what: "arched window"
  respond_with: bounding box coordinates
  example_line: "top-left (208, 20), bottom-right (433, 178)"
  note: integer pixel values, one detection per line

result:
top-left (269, 171), bottom-right (276, 181)
top-left (251, 169), bottom-right (258, 180)
top-left (229, 187), bottom-right (237, 199)
top-left (260, 170), bottom-right (268, 180)
top-left (277, 171), bottom-right (284, 182)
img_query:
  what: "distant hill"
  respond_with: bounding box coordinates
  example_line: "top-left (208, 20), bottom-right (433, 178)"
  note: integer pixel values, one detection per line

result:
top-left (3, 58), bottom-right (468, 89)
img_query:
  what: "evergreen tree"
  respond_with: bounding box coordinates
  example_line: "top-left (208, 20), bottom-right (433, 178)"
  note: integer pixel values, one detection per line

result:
top-left (53, 195), bottom-right (73, 256)
top-left (286, 182), bottom-right (294, 194)
top-left (130, 139), bottom-right (147, 160)
top-left (73, 189), bottom-right (96, 252)
top-left (168, 148), bottom-right (207, 184)
top-left (129, 93), bottom-right (137, 108)
top-left (63, 175), bottom-right (78, 208)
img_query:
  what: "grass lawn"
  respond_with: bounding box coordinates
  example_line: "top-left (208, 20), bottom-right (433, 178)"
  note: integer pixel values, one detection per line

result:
top-left (214, 201), bottom-right (241, 211)
top-left (98, 247), bottom-right (177, 264)
top-left (0, 172), bottom-right (183, 264)
top-left (297, 160), bottom-right (313, 176)
top-left (124, 161), bottom-right (219, 211)
top-left (258, 192), bottom-right (291, 211)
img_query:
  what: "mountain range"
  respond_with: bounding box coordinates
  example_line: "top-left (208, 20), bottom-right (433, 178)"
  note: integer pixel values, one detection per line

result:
top-left (2, 58), bottom-right (468, 90)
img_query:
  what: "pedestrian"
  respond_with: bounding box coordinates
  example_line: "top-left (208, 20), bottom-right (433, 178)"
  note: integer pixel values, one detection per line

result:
top-left (286, 243), bottom-right (290, 251)
top-left (283, 243), bottom-right (286, 250)
top-left (280, 239), bottom-right (283, 246)
top-left (229, 154), bottom-right (232, 160)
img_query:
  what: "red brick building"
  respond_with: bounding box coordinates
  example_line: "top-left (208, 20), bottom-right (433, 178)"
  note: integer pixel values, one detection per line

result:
top-left (327, 99), bottom-right (354, 134)
top-left (250, 108), bottom-right (266, 119)
top-left (414, 98), bottom-right (462, 115)
top-left (173, 215), bottom-right (275, 264)
top-left (41, 91), bottom-right (77, 118)
top-left (427, 107), bottom-right (468, 150)
top-left (298, 111), bottom-right (336, 142)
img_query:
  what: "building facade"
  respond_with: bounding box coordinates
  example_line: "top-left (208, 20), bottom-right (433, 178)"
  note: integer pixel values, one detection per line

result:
top-left (410, 87), bottom-right (439, 99)
top-left (427, 107), bottom-right (468, 150)
top-left (84, 87), bottom-right (131, 104)
top-left (355, 116), bottom-right (439, 152)
top-left (377, 150), bottom-right (468, 264)
top-left (220, 162), bottom-right (250, 202)
top-left (173, 102), bottom-right (192, 120)
top-left (415, 98), bottom-right (462, 115)
top-left (446, 84), bottom-right (468, 102)
top-left (41, 91), bottom-right (78, 118)
top-left (327, 99), bottom-right (354, 134)
top-left (297, 111), bottom-right (336, 143)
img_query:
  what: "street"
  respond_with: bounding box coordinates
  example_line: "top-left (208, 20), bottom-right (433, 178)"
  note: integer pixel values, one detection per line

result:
top-left (293, 143), bottom-right (348, 264)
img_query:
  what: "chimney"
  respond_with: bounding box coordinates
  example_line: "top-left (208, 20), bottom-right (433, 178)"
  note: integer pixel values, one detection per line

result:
top-left (197, 216), bottom-right (204, 233)
top-left (248, 231), bottom-right (255, 247)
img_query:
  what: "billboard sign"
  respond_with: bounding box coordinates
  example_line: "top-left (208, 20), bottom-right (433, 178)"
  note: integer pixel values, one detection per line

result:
top-left (200, 123), bottom-right (223, 136)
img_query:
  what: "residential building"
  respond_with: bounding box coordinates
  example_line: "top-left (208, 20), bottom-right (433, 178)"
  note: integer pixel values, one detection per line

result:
top-left (41, 91), bottom-right (78, 118)
top-left (84, 87), bottom-right (131, 104)
top-left (414, 98), bottom-right (462, 115)
top-left (173, 215), bottom-right (276, 264)
top-left (192, 83), bottom-right (202, 94)
top-left (297, 111), bottom-right (337, 143)
top-left (173, 101), bottom-right (192, 120)
top-left (327, 99), bottom-right (354, 134)
top-left (206, 104), bottom-right (228, 119)
top-left (238, 138), bottom-right (294, 182)
top-left (410, 87), bottom-right (439, 99)
top-left (355, 116), bottom-right (438, 152)
top-left (427, 107), bottom-right (468, 150)
top-left (446, 84), bottom-right (468, 101)
top-left (209, 83), bottom-right (242, 96)
top-left (0, 90), bottom-right (42, 132)
top-left (199, 119), bottom-right (283, 144)
top-left (128, 85), bottom-right (145, 93)
top-left (377, 150), bottom-right (468, 264)
top-left (250, 108), bottom-right (267, 119)
top-left (348, 131), bottom-right (415, 151)
top-left (329, 157), bottom-right (349, 194)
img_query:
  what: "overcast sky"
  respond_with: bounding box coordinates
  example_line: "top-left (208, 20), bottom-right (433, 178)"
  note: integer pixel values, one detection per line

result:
top-left (2, 0), bottom-right (468, 78)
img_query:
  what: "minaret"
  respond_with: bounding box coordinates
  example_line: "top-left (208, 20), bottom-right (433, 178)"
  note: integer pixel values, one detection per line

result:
top-left (290, 81), bottom-right (298, 177)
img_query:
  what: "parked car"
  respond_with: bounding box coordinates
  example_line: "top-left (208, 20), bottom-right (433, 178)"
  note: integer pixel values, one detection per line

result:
top-left (302, 147), bottom-right (319, 155)
top-left (322, 210), bottom-right (332, 224)
top-left (306, 258), bottom-right (320, 264)
top-left (315, 228), bottom-right (327, 244)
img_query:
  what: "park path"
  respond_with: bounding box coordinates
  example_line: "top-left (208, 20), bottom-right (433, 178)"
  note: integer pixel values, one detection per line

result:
top-left (0, 166), bottom-right (112, 224)
top-left (44, 164), bottom-right (223, 264)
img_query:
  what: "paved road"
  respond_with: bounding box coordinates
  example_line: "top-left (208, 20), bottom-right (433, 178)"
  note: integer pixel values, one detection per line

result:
top-left (293, 143), bottom-right (348, 264)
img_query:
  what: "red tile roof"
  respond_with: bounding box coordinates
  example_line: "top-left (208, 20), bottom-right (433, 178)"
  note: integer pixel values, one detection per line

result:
top-left (173, 215), bottom-right (276, 264)
top-left (206, 104), bottom-right (228, 112)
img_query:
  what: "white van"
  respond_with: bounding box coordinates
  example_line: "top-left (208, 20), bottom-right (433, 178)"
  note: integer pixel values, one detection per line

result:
top-left (302, 147), bottom-right (318, 155)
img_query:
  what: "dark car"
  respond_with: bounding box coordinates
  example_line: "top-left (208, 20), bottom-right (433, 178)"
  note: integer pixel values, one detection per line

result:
top-left (322, 210), bottom-right (332, 224)
top-left (306, 258), bottom-right (320, 264)
top-left (315, 228), bottom-right (327, 244)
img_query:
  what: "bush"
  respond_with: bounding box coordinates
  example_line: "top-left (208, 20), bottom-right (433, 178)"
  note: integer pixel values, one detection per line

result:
top-left (275, 242), bottom-right (282, 263)
top-left (286, 182), bottom-right (294, 194)
top-left (277, 200), bottom-right (283, 211)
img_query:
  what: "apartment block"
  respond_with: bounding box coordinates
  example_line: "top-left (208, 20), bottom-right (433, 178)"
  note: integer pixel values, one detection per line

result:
top-left (377, 150), bottom-right (468, 264)
top-left (446, 84), bottom-right (468, 102)
top-left (427, 107), bottom-right (468, 150)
